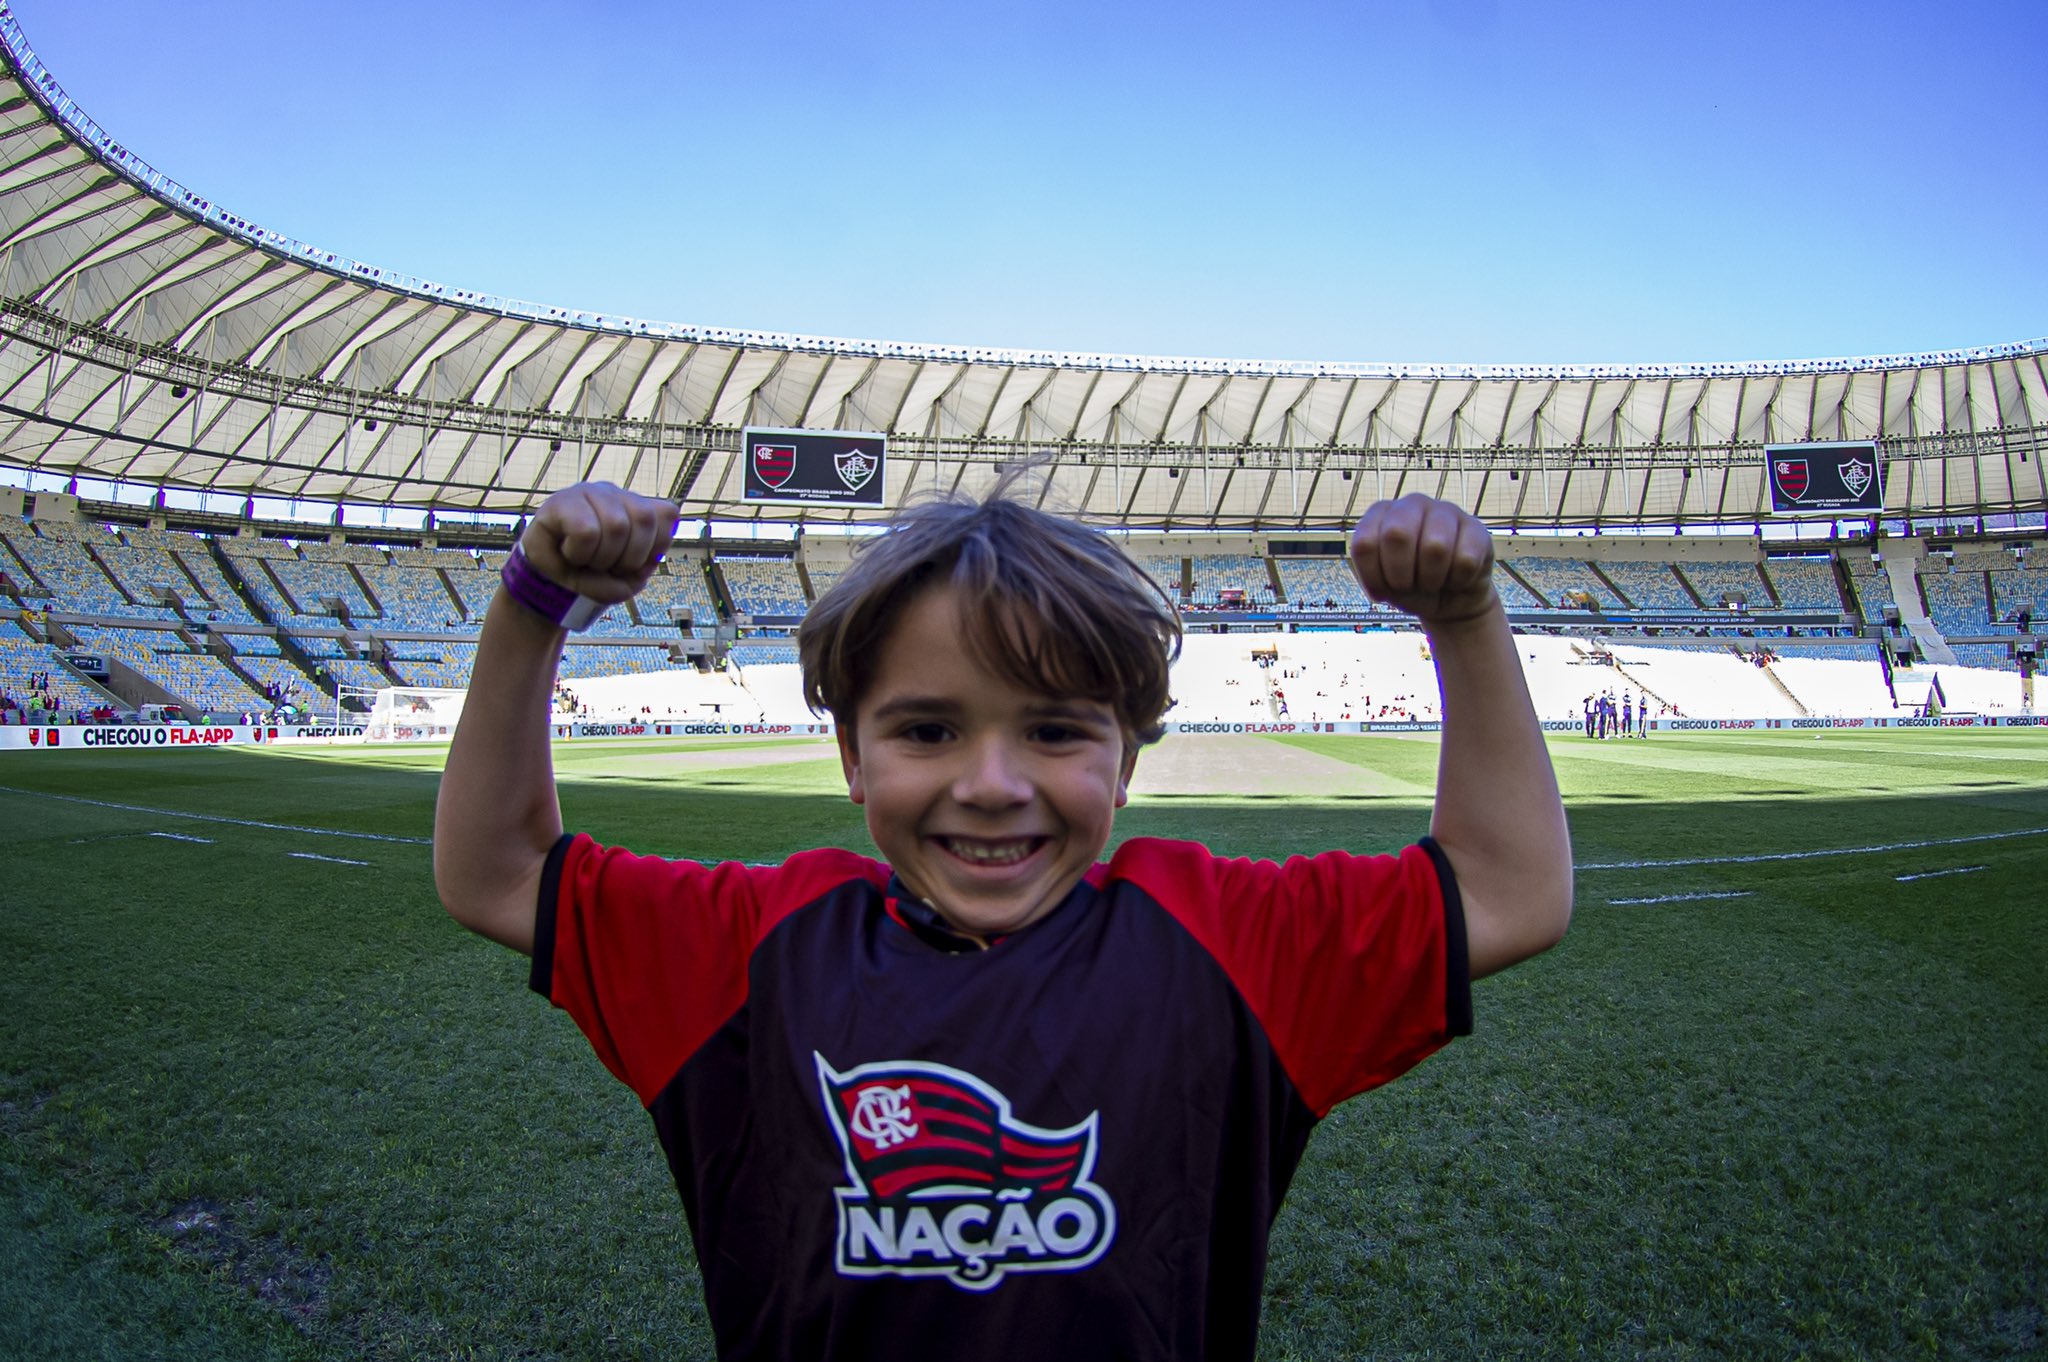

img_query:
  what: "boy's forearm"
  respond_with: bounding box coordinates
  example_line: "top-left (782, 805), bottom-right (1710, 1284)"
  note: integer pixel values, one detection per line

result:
top-left (432, 587), bottom-right (567, 950)
top-left (1425, 598), bottom-right (1573, 977)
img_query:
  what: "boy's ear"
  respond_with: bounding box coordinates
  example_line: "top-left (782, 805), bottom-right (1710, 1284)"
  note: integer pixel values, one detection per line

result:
top-left (837, 726), bottom-right (866, 804)
top-left (1115, 744), bottom-right (1139, 808)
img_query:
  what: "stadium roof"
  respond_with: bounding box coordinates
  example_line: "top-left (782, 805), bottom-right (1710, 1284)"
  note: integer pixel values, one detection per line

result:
top-left (0, 11), bottom-right (2043, 531)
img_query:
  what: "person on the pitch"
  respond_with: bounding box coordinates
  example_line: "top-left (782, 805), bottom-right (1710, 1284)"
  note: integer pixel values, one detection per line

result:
top-left (435, 480), bottom-right (1573, 1362)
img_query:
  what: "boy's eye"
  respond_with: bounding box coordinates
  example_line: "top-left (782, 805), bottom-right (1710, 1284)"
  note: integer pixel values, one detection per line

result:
top-left (901, 721), bottom-right (952, 744)
top-left (1030, 721), bottom-right (1097, 745)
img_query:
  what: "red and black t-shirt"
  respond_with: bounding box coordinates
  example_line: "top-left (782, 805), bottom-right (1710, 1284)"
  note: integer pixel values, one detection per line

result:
top-left (532, 835), bottom-right (1469, 1362)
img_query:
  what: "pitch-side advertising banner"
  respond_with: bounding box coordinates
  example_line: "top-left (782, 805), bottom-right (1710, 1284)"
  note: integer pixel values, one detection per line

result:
top-left (0, 723), bottom-right (367, 750)
top-left (5, 716), bottom-right (2041, 751)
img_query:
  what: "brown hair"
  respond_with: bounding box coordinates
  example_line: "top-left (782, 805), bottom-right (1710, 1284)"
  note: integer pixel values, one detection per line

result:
top-left (798, 488), bottom-right (1182, 747)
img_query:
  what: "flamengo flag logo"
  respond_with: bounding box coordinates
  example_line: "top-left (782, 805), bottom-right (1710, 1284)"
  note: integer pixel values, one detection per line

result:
top-left (752, 443), bottom-right (797, 489)
top-left (1773, 458), bottom-right (1810, 500)
top-left (1839, 457), bottom-right (1874, 498)
top-left (815, 1053), bottom-right (1116, 1291)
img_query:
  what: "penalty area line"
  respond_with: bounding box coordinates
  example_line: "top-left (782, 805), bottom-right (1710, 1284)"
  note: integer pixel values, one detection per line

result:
top-left (288, 852), bottom-right (371, 867)
top-left (1608, 890), bottom-right (1754, 906)
top-left (1580, 824), bottom-right (2048, 872)
top-left (0, 785), bottom-right (429, 846)
top-left (1895, 865), bottom-right (1988, 882)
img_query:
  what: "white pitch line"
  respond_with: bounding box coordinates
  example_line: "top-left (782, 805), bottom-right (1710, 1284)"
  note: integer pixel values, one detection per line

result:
top-left (0, 785), bottom-right (429, 845)
top-left (1894, 865), bottom-right (1988, 882)
top-left (1608, 890), bottom-right (1755, 906)
top-left (288, 852), bottom-right (371, 866)
top-left (149, 831), bottom-right (214, 844)
top-left (1580, 824), bottom-right (2048, 872)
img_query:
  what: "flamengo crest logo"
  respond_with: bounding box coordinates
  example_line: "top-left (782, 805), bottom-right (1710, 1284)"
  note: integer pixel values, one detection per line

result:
top-left (814, 1053), bottom-right (1115, 1291)
top-left (752, 443), bottom-right (797, 489)
top-left (1773, 458), bottom-right (1810, 500)
top-left (834, 447), bottom-right (878, 492)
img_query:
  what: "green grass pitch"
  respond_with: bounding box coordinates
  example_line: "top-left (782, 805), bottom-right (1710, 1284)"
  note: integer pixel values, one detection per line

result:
top-left (2, 729), bottom-right (2044, 1360)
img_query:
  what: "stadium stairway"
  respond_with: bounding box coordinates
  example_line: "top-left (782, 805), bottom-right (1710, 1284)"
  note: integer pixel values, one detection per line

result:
top-left (1585, 643), bottom-right (1676, 717)
top-left (1756, 656), bottom-right (1812, 717)
top-left (1879, 547), bottom-right (1957, 665)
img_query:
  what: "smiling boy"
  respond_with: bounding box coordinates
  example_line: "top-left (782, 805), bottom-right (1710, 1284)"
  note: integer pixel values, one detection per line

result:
top-left (435, 479), bottom-right (1572, 1361)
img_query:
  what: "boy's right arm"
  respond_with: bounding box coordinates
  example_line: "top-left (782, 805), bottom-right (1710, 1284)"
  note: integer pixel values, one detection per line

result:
top-left (433, 483), bottom-right (678, 954)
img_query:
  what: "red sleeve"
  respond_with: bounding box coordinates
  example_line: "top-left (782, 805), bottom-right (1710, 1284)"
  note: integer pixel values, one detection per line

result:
top-left (530, 834), bottom-right (885, 1106)
top-left (1106, 836), bottom-right (1469, 1117)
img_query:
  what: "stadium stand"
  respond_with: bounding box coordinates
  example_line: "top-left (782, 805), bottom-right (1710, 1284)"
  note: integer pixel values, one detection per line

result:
top-left (1187, 553), bottom-right (1273, 608)
top-left (1762, 555), bottom-right (1846, 611)
top-left (1593, 560), bottom-right (1694, 611)
top-left (1919, 562), bottom-right (1998, 637)
top-left (1843, 557), bottom-right (1897, 625)
top-left (633, 558), bottom-right (721, 629)
top-left (1271, 556), bottom-right (1371, 613)
top-left (8, 520), bottom-right (178, 620)
top-left (719, 557), bottom-right (807, 617)
top-left (1989, 563), bottom-right (2048, 625)
top-left (1675, 560), bottom-right (1768, 610)
top-left (1502, 556), bottom-right (1611, 610)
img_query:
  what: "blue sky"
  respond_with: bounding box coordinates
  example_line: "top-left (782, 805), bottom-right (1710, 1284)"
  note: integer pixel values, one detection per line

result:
top-left (14, 0), bottom-right (2047, 367)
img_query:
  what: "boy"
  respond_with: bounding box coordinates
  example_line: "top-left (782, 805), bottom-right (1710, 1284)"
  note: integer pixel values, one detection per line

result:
top-left (435, 481), bottom-right (1572, 1361)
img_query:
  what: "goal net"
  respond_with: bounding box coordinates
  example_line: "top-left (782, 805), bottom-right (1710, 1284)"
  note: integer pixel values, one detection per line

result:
top-left (364, 686), bottom-right (467, 742)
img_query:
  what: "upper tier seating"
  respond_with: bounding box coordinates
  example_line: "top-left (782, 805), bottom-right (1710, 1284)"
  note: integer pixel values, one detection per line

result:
top-left (1762, 556), bottom-right (1845, 611)
top-left (1503, 557), bottom-right (1613, 610)
top-left (1595, 561), bottom-right (1693, 611)
top-left (720, 558), bottom-right (807, 616)
top-left (1918, 565), bottom-right (1999, 635)
top-left (1676, 560), bottom-right (1767, 608)
top-left (1187, 554), bottom-right (1272, 608)
top-left (1272, 557), bottom-right (1372, 612)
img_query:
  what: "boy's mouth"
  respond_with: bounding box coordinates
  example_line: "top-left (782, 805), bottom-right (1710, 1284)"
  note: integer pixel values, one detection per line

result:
top-left (937, 836), bottom-right (1045, 867)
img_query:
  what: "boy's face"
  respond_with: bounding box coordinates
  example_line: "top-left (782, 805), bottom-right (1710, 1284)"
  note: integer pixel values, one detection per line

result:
top-left (837, 582), bottom-right (1137, 942)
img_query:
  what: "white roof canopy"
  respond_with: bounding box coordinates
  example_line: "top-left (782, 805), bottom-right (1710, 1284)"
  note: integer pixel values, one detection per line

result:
top-left (0, 14), bottom-right (2041, 530)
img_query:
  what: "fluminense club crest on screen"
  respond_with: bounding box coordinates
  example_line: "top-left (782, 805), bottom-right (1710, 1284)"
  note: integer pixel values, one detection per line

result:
top-left (814, 1053), bottom-right (1116, 1291)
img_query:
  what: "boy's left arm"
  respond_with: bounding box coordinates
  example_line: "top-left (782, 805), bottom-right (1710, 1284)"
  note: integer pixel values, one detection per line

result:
top-left (1350, 495), bottom-right (1573, 979)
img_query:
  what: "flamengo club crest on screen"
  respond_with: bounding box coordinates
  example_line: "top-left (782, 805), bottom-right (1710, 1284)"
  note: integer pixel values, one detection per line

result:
top-left (753, 443), bottom-right (797, 489)
top-left (814, 1054), bottom-right (1116, 1291)
top-left (1773, 457), bottom-right (1810, 501)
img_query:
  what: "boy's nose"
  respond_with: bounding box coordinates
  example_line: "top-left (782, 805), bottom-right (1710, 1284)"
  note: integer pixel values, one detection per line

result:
top-left (952, 737), bottom-right (1032, 807)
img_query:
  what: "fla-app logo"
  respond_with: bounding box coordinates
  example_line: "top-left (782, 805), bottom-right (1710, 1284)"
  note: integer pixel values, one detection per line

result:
top-left (815, 1054), bottom-right (1115, 1291)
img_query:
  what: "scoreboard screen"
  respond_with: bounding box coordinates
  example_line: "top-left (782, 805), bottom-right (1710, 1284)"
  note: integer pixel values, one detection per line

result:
top-left (742, 427), bottom-right (887, 508)
top-left (1765, 441), bottom-right (1884, 515)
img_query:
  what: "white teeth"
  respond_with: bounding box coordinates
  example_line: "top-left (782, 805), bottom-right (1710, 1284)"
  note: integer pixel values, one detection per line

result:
top-left (943, 838), bottom-right (1035, 866)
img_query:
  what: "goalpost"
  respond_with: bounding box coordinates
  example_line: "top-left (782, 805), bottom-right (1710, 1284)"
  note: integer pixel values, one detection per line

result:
top-left (363, 686), bottom-right (467, 742)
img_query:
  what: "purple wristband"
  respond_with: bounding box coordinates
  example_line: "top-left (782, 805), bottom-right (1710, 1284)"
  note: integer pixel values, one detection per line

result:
top-left (501, 545), bottom-right (609, 631)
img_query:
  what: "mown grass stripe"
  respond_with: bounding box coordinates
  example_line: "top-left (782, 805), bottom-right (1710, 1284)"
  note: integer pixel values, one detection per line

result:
top-left (0, 784), bottom-right (433, 845)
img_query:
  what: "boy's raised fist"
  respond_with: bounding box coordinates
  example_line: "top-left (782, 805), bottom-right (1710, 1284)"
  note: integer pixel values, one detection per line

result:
top-left (1348, 494), bottom-right (1499, 628)
top-left (520, 482), bottom-right (680, 604)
